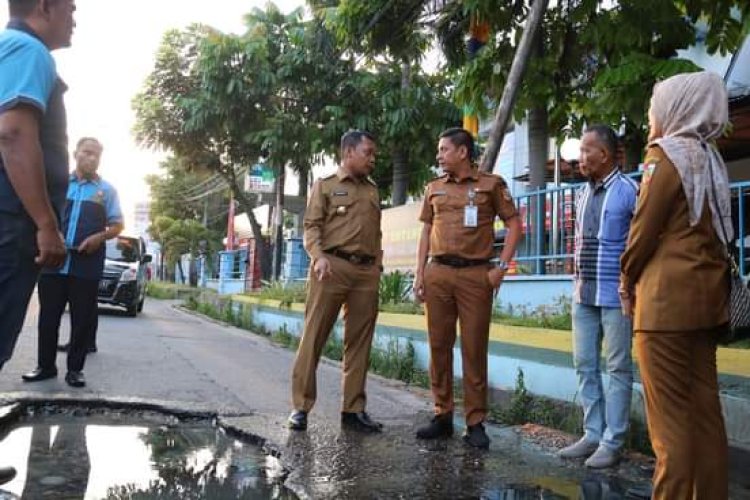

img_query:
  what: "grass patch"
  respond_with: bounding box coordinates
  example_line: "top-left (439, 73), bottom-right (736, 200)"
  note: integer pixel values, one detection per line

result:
top-left (147, 281), bottom-right (200, 300)
top-left (489, 368), bottom-right (653, 456)
top-left (725, 336), bottom-right (750, 349)
top-left (244, 281), bottom-right (307, 308)
top-left (493, 296), bottom-right (572, 331)
top-left (379, 302), bottom-right (424, 315)
top-left (370, 339), bottom-right (417, 383)
top-left (271, 324), bottom-right (299, 349)
top-left (185, 294), bottom-right (427, 387)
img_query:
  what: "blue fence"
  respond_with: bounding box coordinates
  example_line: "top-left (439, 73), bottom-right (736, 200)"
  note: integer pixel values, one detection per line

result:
top-left (513, 184), bottom-right (579, 275)
top-left (512, 178), bottom-right (750, 277)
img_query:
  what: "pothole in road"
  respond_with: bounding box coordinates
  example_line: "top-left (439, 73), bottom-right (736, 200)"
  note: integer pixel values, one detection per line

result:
top-left (0, 405), bottom-right (294, 499)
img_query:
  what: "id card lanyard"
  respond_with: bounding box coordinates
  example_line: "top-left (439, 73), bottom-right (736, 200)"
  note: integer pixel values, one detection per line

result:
top-left (464, 183), bottom-right (478, 228)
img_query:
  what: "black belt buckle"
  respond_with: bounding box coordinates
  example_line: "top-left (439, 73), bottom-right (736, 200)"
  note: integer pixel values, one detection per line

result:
top-left (328, 249), bottom-right (375, 266)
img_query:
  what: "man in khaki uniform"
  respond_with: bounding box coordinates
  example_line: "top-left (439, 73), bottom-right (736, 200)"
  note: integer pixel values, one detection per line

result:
top-left (288, 130), bottom-right (383, 433)
top-left (414, 127), bottom-right (522, 448)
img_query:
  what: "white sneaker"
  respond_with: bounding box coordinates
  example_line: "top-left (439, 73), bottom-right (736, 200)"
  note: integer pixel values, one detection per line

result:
top-left (584, 444), bottom-right (620, 469)
top-left (558, 437), bottom-right (599, 459)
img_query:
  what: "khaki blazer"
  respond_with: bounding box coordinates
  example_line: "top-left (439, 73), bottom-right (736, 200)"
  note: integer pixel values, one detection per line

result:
top-left (621, 146), bottom-right (729, 332)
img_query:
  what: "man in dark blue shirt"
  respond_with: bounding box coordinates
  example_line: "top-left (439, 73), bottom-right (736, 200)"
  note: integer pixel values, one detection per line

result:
top-left (23, 137), bottom-right (123, 389)
top-left (0, 0), bottom-right (76, 485)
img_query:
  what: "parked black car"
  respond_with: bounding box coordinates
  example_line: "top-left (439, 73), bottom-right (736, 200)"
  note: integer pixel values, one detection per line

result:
top-left (98, 236), bottom-right (152, 317)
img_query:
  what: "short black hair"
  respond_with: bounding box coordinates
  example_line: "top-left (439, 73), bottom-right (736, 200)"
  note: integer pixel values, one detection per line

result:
top-left (439, 127), bottom-right (475, 161)
top-left (76, 137), bottom-right (102, 151)
top-left (9, 0), bottom-right (43, 17)
top-left (584, 124), bottom-right (618, 161)
top-left (340, 130), bottom-right (376, 152)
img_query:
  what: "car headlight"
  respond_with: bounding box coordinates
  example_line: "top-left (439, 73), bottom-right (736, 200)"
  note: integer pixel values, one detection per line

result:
top-left (120, 268), bottom-right (138, 282)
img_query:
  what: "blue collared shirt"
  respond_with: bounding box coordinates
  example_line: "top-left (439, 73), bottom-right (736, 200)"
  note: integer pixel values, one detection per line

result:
top-left (51, 174), bottom-right (123, 280)
top-left (0, 20), bottom-right (69, 218)
top-left (574, 169), bottom-right (638, 307)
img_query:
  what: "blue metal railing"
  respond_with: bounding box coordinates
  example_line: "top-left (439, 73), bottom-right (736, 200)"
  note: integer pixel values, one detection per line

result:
top-left (511, 179), bottom-right (750, 277)
top-left (512, 184), bottom-right (580, 275)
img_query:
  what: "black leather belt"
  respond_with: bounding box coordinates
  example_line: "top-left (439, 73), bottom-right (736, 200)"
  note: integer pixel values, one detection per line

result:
top-left (325, 249), bottom-right (376, 265)
top-left (432, 255), bottom-right (490, 268)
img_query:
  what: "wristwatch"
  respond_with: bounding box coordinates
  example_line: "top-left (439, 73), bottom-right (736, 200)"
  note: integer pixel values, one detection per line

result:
top-left (491, 258), bottom-right (509, 272)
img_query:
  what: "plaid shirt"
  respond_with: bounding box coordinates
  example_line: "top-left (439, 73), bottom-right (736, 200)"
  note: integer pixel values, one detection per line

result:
top-left (574, 169), bottom-right (639, 307)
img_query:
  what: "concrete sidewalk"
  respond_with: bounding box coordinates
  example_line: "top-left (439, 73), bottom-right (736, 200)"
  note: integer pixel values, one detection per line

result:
top-left (0, 297), bottom-right (747, 498)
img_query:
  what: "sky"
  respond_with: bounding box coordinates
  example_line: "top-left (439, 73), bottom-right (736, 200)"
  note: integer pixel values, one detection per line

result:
top-left (0, 0), bottom-right (304, 229)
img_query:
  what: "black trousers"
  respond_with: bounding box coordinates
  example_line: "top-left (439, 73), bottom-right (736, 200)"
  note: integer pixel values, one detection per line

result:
top-left (37, 274), bottom-right (98, 372)
top-left (0, 212), bottom-right (39, 370)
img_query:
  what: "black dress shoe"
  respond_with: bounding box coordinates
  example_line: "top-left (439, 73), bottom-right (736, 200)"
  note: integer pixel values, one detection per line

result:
top-left (57, 343), bottom-right (69, 352)
top-left (463, 422), bottom-right (490, 449)
top-left (21, 367), bottom-right (57, 382)
top-left (341, 412), bottom-right (383, 433)
top-left (65, 371), bottom-right (86, 388)
top-left (0, 466), bottom-right (16, 485)
top-left (87, 346), bottom-right (97, 353)
top-left (287, 410), bottom-right (307, 430)
top-left (416, 413), bottom-right (454, 439)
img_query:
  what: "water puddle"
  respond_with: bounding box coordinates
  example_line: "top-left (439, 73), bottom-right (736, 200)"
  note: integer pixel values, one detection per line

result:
top-left (0, 407), bottom-right (293, 499)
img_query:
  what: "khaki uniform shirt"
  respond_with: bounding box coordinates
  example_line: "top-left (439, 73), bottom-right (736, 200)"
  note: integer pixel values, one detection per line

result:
top-left (304, 168), bottom-right (381, 261)
top-left (620, 146), bottom-right (729, 332)
top-left (419, 170), bottom-right (517, 260)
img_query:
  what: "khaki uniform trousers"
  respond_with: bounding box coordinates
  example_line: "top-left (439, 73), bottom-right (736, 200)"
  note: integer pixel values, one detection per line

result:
top-left (636, 329), bottom-right (728, 500)
top-left (424, 261), bottom-right (494, 426)
top-left (291, 255), bottom-right (379, 413)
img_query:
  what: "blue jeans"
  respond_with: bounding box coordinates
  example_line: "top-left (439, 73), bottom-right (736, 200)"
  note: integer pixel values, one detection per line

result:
top-left (0, 212), bottom-right (39, 368)
top-left (572, 302), bottom-right (633, 451)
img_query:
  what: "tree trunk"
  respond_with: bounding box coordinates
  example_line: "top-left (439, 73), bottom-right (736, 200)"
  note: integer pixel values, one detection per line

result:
top-left (623, 129), bottom-right (645, 172)
top-left (527, 106), bottom-right (549, 190)
top-left (188, 256), bottom-right (198, 287)
top-left (480, 0), bottom-right (550, 172)
top-left (219, 168), bottom-right (272, 281)
top-left (526, 27), bottom-right (550, 275)
top-left (176, 258), bottom-right (185, 285)
top-left (298, 167), bottom-right (309, 198)
top-left (391, 61), bottom-right (411, 206)
top-left (391, 148), bottom-right (409, 206)
top-left (273, 164), bottom-right (286, 281)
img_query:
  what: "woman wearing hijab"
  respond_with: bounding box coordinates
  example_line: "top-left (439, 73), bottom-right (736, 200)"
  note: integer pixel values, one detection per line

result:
top-left (620, 71), bottom-right (731, 499)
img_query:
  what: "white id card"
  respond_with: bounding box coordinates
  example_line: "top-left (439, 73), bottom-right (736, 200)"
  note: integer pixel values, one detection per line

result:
top-left (464, 205), bottom-right (478, 227)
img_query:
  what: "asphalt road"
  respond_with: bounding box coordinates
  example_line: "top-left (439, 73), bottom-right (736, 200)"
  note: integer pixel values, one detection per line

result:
top-left (0, 296), bottom-right (745, 499)
top-left (0, 296), bottom-right (428, 421)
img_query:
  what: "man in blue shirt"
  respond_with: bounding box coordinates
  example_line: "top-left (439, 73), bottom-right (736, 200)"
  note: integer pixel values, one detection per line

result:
top-left (0, 0), bottom-right (76, 485)
top-left (559, 125), bottom-right (638, 468)
top-left (23, 137), bottom-right (123, 388)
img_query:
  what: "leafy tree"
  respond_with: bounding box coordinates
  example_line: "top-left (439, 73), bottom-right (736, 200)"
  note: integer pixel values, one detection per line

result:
top-left (313, 0), bottom-right (461, 205)
top-left (145, 156), bottom-right (229, 235)
top-left (134, 5), bottom-right (421, 277)
top-left (325, 1), bottom-right (748, 179)
top-left (150, 215), bottom-right (219, 284)
top-left (449, 0), bottom-right (750, 171)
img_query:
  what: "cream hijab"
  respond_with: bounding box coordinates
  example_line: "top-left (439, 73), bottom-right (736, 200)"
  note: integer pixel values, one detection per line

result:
top-left (648, 71), bottom-right (733, 244)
